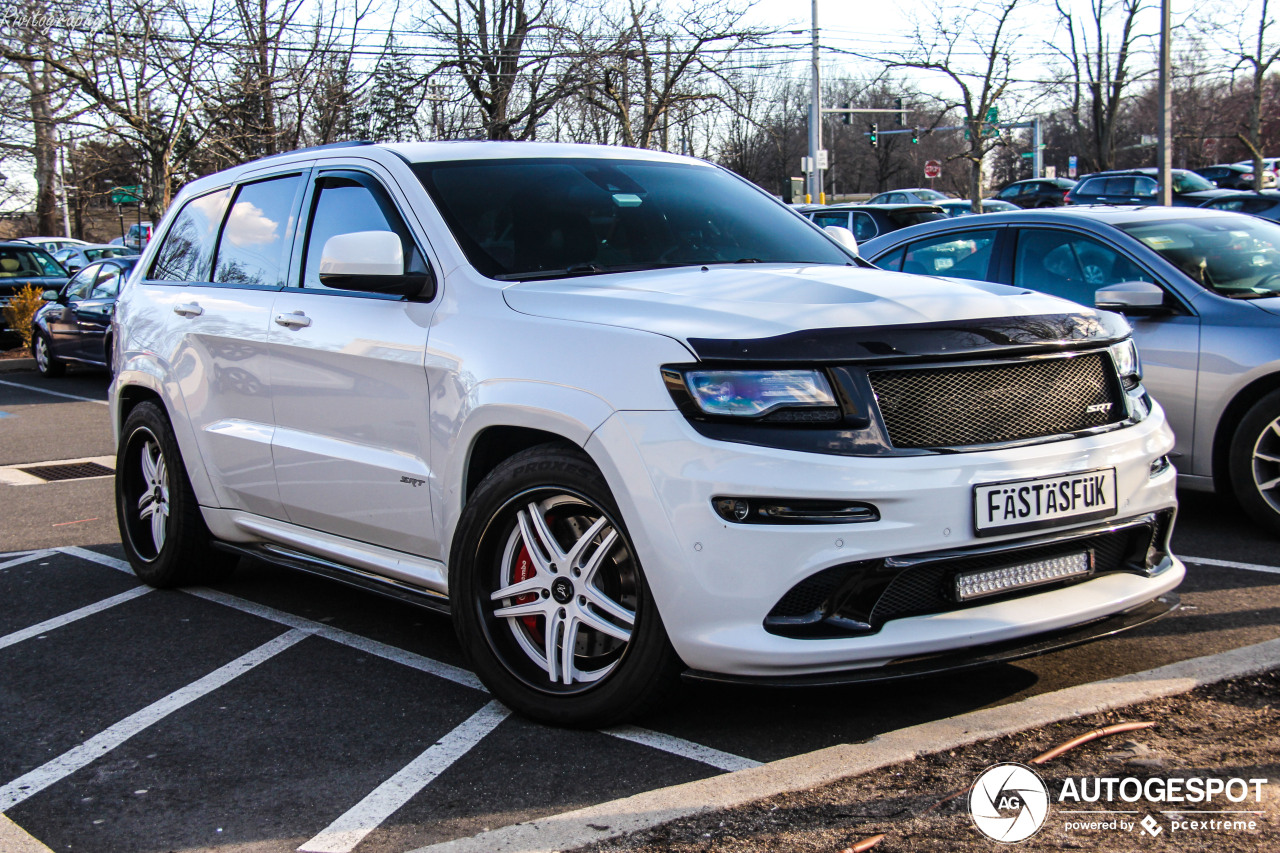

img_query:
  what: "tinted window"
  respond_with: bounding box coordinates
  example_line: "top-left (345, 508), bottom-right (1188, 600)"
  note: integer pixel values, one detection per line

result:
top-left (0, 247), bottom-right (63, 277)
top-left (888, 210), bottom-right (949, 229)
top-left (214, 175), bottom-right (302, 288)
top-left (1117, 216), bottom-right (1280, 297)
top-left (1133, 177), bottom-right (1158, 198)
top-left (848, 212), bottom-right (879, 241)
top-left (1076, 178), bottom-right (1107, 195)
top-left (302, 175), bottom-right (418, 290)
top-left (997, 185), bottom-right (1020, 200)
top-left (875, 246), bottom-right (905, 271)
top-left (413, 158), bottom-right (852, 279)
top-left (151, 188), bottom-right (232, 281)
top-left (1172, 172), bottom-right (1215, 192)
top-left (64, 264), bottom-right (99, 300)
top-left (900, 230), bottom-right (998, 279)
top-left (1013, 229), bottom-right (1152, 305)
top-left (812, 211), bottom-right (851, 230)
top-left (91, 265), bottom-right (123, 299)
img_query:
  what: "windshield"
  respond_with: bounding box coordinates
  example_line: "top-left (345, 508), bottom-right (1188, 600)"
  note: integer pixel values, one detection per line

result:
top-left (1117, 216), bottom-right (1280, 297)
top-left (412, 158), bottom-right (851, 280)
top-left (1172, 171), bottom-right (1216, 193)
top-left (0, 246), bottom-right (65, 277)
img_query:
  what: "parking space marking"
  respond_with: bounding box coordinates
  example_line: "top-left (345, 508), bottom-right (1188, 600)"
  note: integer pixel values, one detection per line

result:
top-left (0, 379), bottom-right (108, 406)
top-left (298, 700), bottom-right (511, 853)
top-left (0, 628), bottom-right (308, 812)
top-left (0, 551), bottom-right (52, 571)
top-left (0, 587), bottom-right (152, 651)
top-left (600, 726), bottom-right (763, 772)
top-left (1184, 555), bottom-right (1280, 576)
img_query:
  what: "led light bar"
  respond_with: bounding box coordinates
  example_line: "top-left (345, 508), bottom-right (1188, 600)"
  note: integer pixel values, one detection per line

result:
top-left (955, 552), bottom-right (1092, 602)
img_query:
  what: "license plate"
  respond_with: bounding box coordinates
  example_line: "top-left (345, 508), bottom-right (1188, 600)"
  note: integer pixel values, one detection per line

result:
top-left (974, 468), bottom-right (1117, 536)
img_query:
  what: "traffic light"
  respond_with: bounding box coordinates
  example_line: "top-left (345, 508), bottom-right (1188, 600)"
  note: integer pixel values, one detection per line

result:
top-left (841, 103), bottom-right (851, 125)
top-left (911, 127), bottom-right (919, 144)
top-left (869, 123), bottom-right (878, 147)
top-left (895, 97), bottom-right (905, 126)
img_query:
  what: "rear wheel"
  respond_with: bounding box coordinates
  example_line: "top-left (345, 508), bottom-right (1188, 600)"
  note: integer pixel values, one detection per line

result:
top-left (1228, 389), bottom-right (1280, 536)
top-left (32, 332), bottom-right (65, 377)
top-left (116, 401), bottom-right (236, 586)
top-left (450, 444), bottom-right (682, 727)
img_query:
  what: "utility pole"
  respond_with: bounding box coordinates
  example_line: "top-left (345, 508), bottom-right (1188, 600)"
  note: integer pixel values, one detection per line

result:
top-left (807, 0), bottom-right (823, 204)
top-left (1033, 116), bottom-right (1043, 179)
top-left (1157, 0), bottom-right (1172, 205)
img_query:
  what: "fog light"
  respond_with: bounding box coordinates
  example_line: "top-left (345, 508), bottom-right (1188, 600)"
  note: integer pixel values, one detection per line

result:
top-left (712, 497), bottom-right (879, 524)
top-left (1150, 455), bottom-right (1172, 477)
top-left (955, 552), bottom-right (1092, 601)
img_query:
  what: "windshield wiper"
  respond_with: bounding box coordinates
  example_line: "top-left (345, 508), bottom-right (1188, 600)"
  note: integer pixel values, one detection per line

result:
top-left (493, 262), bottom-right (689, 281)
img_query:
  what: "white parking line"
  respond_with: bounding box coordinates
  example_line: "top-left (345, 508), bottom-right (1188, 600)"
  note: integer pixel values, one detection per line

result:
top-left (1183, 555), bottom-right (1280, 576)
top-left (600, 726), bottom-right (763, 772)
top-left (0, 587), bottom-right (152, 651)
top-left (298, 701), bottom-right (511, 853)
top-left (0, 379), bottom-right (108, 406)
top-left (0, 551), bottom-right (52, 571)
top-left (0, 628), bottom-right (308, 812)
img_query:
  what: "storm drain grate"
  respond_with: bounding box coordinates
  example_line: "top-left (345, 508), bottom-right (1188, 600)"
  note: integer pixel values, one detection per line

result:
top-left (17, 462), bottom-right (115, 482)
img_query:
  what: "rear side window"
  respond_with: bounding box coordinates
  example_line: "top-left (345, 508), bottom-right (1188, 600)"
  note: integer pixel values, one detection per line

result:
top-left (150, 188), bottom-right (232, 281)
top-left (812, 211), bottom-right (851, 230)
top-left (213, 175), bottom-right (303, 288)
top-left (848, 212), bottom-right (879, 242)
top-left (1076, 178), bottom-right (1106, 195)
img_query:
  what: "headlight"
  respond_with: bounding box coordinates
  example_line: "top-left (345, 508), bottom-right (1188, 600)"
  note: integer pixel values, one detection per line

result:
top-left (681, 369), bottom-right (836, 417)
top-left (1109, 339), bottom-right (1140, 381)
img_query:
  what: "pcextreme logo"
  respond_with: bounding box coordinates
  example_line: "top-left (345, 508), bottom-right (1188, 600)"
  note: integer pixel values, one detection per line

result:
top-left (969, 763), bottom-right (1050, 843)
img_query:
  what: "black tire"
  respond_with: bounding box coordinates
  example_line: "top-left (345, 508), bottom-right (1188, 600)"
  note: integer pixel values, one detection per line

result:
top-left (32, 331), bottom-right (65, 377)
top-left (115, 401), bottom-right (237, 586)
top-left (1228, 389), bottom-right (1280, 537)
top-left (450, 444), bottom-right (683, 727)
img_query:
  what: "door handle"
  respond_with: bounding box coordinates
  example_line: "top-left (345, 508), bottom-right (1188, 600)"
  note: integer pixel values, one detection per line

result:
top-left (274, 311), bottom-right (311, 328)
top-left (173, 302), bottom-right (203, 317)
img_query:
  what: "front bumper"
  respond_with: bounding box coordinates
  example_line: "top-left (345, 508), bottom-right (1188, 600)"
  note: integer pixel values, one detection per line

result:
top-left (587, 403), bottom-right (1181, 678)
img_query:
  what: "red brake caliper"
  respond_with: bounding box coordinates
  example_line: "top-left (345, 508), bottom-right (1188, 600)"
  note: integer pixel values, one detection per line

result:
top-left (513, 545), bottom-right (541, 633)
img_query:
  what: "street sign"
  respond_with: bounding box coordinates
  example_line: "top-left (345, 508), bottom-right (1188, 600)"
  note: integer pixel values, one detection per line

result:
top-left (924, 160), bottom-right (942, 179)
top-left (1068, 155), bottom-right (1078, 179)
top-left (110, 185), bottom-right (142, 205)
top-left (1045, 166), bottom-right (1057, 179)
top-left (801, 156), bottom-right (814, 174)
top-left (817, 149), bottom-right (829, 170)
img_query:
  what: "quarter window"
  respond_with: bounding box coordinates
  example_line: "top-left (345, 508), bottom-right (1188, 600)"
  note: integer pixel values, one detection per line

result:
top-left (812, 211), bottom-right (851, 230)
top-left (848, 212), bottom-right (878, 241)
top-left (213, 175), bottom-right (302, 288)
top-left (91, 265), bottom-right (123, 299)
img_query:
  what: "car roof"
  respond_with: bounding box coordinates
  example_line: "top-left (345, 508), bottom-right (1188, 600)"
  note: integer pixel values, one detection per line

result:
top-left (0, 241), bottom-right (58, 249)
top-left (818, 203), bottom-right (945, 212)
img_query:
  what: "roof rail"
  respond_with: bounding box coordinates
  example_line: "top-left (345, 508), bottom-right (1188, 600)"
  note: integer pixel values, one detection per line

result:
top-left (254, 140), bottom-right (378, 163)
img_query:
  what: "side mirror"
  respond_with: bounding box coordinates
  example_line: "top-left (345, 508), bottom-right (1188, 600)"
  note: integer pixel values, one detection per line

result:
top-left (41, 289), bottom-right (61, 302)
top-left (824, 225), bottom-right (859, 256)
top-left (318, 231), bottom-right (431, 297)
top-left (65, 263), bottom-right (82, 274)
top-left (1096, 281), bottom-right (1168, 314)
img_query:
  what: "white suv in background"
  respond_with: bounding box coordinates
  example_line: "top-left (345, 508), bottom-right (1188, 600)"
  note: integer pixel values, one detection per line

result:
top-left (110, 141), bottom-right (1184, 726)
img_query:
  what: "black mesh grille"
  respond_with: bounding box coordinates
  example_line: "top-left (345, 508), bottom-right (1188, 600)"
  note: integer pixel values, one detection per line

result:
top-left (865, 525), bottom-right (1141, 625)
top-left (18, 462), bottom-right (115, 482)
top-left (869, 352), bottom-right (1123, 448)
top-left (768, 564), bottom-right (856, 617)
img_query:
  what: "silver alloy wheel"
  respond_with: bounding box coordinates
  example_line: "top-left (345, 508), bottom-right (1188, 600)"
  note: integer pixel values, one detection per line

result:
top-left (34, 335), bottom-right (49, 371)
top-left (1252, 415), bottom-right (1280, 513)
top-left (490, 495), bottom-right (635, 686)
top-left (135, 439), bottom-right (170, 554)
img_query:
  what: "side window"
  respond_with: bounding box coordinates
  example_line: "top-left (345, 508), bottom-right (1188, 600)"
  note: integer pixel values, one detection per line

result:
top-left (213, 175), bottom-right (302, 288)
top-left (848, 212), bottom-right (878, 241)
top-left (1104, 177), bottom-right (1136, 196)
top-left (812, 211), bottom-right (851, 230)
top-left (90, 265), bottom-right (123, 299)
top-left (1210, 199), bottom-right (1245, 212)
top-left (150, 188), bottom-right (232, 282)
top-left (64, 264), bottom-right (100, 300)
top-left (900, 230), bottom-right (998, 279)
top-left (1014, 229), bottom-right (1153, 306)
top-left (301, 174), bottom-right (422, 290)
top-left (1134, 177), bottom-right (1158, 198)
top-left (875, 246), bottom-right (906, 271)
top-left (888, 193), bottom-right (907, 204)
top-left (997, 185), bottom-right (1020, 200)
top-left (1076, 178), bottom-right (1105, 196)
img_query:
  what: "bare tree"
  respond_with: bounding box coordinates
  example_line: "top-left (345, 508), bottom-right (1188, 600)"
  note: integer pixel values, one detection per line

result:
top-left (1210, 0), bottom-right (1280, 188)
top-left (1051, 0), bottom-right (1151, 172)
top-left (876, 0), bottom-right (1032, 210)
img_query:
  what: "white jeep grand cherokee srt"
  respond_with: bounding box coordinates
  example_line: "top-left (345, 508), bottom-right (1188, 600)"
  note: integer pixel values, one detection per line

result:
top-left (110, 141), bottom-right (1183, 726)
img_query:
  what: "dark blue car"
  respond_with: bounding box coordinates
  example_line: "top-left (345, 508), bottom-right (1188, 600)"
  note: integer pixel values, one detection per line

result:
top-left (31, 256), bottom-right (138, 376)
top-left (0, 242), bottom-right (68, 330)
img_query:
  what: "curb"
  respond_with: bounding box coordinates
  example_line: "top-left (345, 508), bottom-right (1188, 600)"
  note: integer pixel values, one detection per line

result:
top-left (0, 357), bottom-right (35, 373)
top-left (409, 636), bottom-right (1280, 853)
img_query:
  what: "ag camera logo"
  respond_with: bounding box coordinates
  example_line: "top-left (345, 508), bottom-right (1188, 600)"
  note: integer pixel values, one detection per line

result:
top-left (969, 763), bottom-right (1050, 843)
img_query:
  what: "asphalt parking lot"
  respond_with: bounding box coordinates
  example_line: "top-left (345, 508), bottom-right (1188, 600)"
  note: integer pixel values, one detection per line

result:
top-left (2, 365), bottom-right (1279, 853)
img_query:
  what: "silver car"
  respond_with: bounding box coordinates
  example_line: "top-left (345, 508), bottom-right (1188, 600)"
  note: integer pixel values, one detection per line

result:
top-left (862, 206), bottom-right (1280, 535)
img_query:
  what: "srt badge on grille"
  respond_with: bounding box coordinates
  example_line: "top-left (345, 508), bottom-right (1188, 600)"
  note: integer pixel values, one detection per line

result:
top-left (1086, 403), bottom-right (1113, 414)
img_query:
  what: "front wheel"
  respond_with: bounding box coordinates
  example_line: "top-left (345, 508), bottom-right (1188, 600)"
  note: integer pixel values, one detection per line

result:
top-left (116, 401), bottom-right (236, 586)
top-left (1228, 389), bottom-right (1280, 537)
top-left (450, 445), bottom-right (682, 727)
top-left (32, 331), bottom-right (65, 377)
